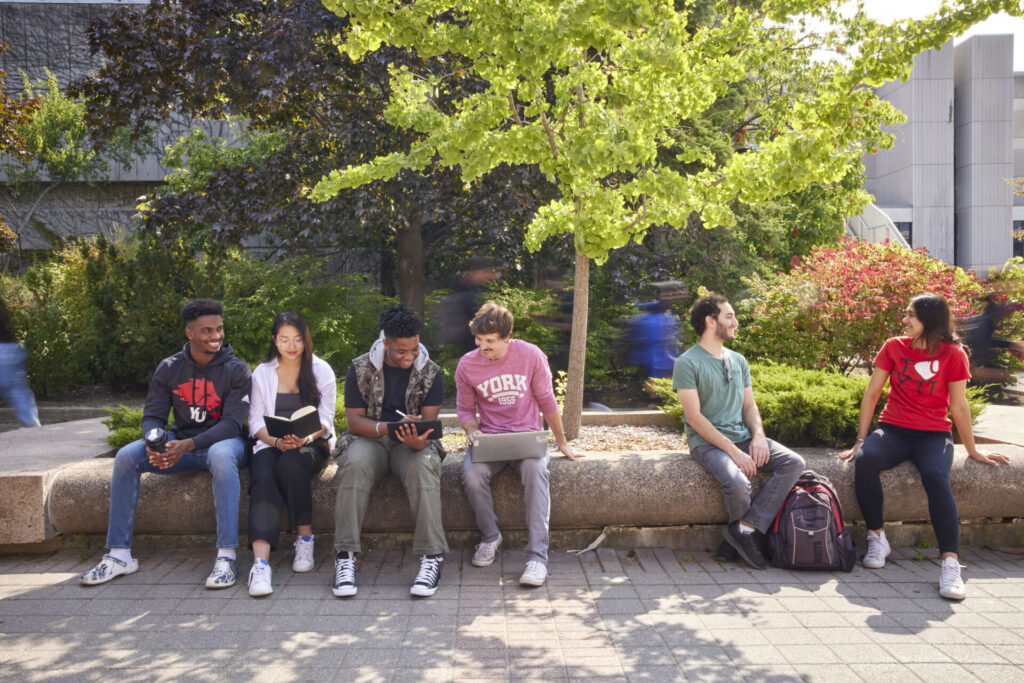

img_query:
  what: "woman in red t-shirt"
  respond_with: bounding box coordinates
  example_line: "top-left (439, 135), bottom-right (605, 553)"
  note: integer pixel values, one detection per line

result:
top-left (839, 294), bottom-right (1009, 601)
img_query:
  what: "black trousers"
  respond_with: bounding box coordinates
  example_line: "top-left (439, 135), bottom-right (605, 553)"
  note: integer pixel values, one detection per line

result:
top-left (853, 423), bottom-right (958, 554)
top-left (248, 442), bottom-right (329, 551)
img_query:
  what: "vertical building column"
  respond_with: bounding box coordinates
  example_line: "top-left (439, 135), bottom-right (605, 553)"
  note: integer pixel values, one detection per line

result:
top-left (954, 35), bottom-right (1014, 275)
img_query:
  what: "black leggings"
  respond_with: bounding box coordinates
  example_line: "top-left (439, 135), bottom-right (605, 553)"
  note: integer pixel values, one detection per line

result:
top-left (248, 442), bottom-right (329, 551)
top-left (853, 422), bottom-right (958, 554)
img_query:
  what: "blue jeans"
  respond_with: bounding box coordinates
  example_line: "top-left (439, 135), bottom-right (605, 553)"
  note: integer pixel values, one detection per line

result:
top-left (106, 433), bottom-right (248, 549)
top-left (690, 438), bottom-right (805, 533)
top-left (0, 343), bottom-right (40, 427)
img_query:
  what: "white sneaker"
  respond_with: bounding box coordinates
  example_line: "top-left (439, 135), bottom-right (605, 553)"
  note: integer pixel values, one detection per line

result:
top-left (862, 531), bottom-right (891, 569)
top-left (939, 556), bottom-right (966, 600)
top-left (519, 560), bottom-right (547, 587)
top-left (248, 561), bottom-right (273, 597)
top-left (293, 536), bottom-right (315, 573)
top-left (80, 554), bottom-right (139, 586)
top-left (472, 533), bottom-right (502, 567)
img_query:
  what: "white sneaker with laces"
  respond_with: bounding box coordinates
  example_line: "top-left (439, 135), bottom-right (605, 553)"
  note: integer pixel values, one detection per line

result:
top-left (519, 560), bottom-right (547, 587)
top-left (332, 553), bottom-right (357, 597)
top-left (248, 561), bottom-right (273, 597)
top-left (410, 555), bottom-right (443, 597)
top-left (862, 531), bottom-right (891, 569)
top-left (293, 536), bottom-right (315, 573)
top-left (939, 556), bottom-right (966, 600)
top-left (471, 533), bottom-right (502, 567)
top-left (80, 554), bottom-right (139, 586)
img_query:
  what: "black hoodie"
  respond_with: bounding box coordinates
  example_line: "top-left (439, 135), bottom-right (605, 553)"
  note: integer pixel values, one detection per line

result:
top-left (141, 342), bottom-right (252, 450)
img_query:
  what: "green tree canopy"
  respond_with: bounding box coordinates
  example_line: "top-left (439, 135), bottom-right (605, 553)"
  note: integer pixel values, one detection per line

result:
top-left (313, 0), bottom-right (1023, 437)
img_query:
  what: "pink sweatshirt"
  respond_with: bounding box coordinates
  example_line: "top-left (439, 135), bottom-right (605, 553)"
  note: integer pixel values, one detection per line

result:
top-left (455, 339), bottom-right (559, 434)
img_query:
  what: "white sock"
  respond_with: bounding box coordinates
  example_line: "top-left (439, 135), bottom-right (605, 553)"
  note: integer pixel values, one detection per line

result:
top-left (738, 522), bottom-right (756, 535)
top-left (218, 548), bottom-right (236, 561)
top-left (108, 548), bottom-right (133, 564)
top-left (869, 529), bottom-right (886, 540)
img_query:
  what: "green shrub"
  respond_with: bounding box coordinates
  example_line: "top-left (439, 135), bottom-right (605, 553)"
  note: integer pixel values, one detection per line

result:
top-left (654, 362), bottom-right (988, 448)
top-left (215, 253), bottom-right (392, 373)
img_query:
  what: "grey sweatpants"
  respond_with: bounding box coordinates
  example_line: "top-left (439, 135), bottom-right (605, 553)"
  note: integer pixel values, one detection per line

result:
top-left (690, 438), bottom-right (805, 533)
top-left (461, 450), bottom-right (550, 564)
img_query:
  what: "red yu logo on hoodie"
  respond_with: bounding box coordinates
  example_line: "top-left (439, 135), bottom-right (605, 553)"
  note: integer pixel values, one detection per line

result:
top-left (172, 378), bottom-right (223, 423)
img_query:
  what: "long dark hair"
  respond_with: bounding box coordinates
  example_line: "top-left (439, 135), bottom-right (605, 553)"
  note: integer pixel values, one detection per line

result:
top-left (909, 294), bottom-right (958, 355)
top-left (265, 312), bottom-right (321, 407)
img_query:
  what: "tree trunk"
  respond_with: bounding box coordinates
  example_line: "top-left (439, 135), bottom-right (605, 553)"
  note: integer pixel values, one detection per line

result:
top-left (396, 210), bottom-right (425, 315)
top-left (562, 250), bottom-right (589, 440)
top-left (379, 246), bottom-right (396, 297)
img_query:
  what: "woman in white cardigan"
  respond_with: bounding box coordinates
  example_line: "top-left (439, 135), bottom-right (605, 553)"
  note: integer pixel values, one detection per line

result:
top-left (246, 312), bottom-right (336, 596)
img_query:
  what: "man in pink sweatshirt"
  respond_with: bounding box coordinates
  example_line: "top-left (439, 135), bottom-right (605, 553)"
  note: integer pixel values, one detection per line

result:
top-left (456, 301), bottom-right (579, 587)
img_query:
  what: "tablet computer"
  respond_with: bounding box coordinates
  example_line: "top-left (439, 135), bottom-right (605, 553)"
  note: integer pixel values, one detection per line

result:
top-left (386, 419), bottom-right (442, 441)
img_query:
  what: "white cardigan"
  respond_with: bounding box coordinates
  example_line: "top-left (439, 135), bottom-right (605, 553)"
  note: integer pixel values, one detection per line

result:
top-left (249, 354), bottom-right (337, 453)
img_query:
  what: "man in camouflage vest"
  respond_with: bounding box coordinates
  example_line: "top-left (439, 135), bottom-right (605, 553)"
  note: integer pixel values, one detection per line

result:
top-left (332, 305), bottom-right (447, 598)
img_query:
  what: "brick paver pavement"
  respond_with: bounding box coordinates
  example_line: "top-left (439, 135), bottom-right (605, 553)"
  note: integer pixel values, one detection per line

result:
top-left (0, 545), bottom-right (1022, 681)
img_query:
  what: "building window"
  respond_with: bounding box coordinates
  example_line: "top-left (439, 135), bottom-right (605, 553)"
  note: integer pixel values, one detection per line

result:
top-left (1014, 221), bottom-right (1024, 259)
top-left (894, 222), bottom-right (912, 245)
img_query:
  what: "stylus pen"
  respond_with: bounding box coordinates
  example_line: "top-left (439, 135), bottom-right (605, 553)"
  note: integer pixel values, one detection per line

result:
top-left (395, 410), bottom-right (408, 418)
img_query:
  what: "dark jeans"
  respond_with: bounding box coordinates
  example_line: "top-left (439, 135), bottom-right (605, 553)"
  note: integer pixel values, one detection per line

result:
top-left (853, 422), bottom-right (958, 554)
top-left (248, 442), bottom-right (329, 551)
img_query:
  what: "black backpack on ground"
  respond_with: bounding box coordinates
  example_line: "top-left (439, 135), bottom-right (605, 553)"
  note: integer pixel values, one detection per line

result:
top-left (765, 470), bottom-right (856, 572)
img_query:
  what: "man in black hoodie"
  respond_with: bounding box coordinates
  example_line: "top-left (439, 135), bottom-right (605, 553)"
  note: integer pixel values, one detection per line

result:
top-left (81, 299), bottom-right (252, 588)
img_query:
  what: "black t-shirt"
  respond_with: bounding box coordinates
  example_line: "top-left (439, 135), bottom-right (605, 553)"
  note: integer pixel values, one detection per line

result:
top-left (344, 362), bottom-right (443, 422)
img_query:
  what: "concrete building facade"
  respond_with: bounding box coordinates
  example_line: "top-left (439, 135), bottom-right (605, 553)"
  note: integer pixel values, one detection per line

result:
top-left (864, 34), bottom-right (1023, 276)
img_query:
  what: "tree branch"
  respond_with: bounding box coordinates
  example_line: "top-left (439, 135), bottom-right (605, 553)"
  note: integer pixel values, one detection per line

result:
top-left (539, 110), bottom-right (559, 159)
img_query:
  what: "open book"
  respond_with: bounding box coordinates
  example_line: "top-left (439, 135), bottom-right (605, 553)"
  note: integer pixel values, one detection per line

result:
top-left (265, 405), bottom-right (321, 440)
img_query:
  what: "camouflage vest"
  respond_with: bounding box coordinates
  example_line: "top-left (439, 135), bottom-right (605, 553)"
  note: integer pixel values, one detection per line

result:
top-left (335, 352), bottom-right (442, 453)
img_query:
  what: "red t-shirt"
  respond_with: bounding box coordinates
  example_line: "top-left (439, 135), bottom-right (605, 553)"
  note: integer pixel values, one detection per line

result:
top-left (875, 337), bottom-right (971, 432)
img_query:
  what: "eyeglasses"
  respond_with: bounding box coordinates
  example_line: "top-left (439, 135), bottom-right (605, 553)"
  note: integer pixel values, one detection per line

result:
top-left (721, 357), bottom-right (732, 383)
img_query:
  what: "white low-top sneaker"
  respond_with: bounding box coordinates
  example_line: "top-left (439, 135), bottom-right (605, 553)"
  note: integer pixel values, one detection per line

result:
top-left (862, 531), bottom-right (891, 569)
top-left (939, 556), bottom-right (966, 600)
top-left (519, 560), bottom-right (547, 587)
top-left (293, 536), bottom-right (315, 573)
top-left (80, 554), bottom-right (138, 586)
top-left (471, 533), bottom-right (502, 567)
top-left (248, 561), bottom-right (273, 597)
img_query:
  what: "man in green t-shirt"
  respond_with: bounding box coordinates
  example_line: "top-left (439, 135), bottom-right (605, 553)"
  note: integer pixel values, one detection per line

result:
top-left (673, 294), bottom-right (804, 569)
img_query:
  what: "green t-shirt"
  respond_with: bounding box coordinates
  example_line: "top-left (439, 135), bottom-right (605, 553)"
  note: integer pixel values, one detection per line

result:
top-left (671, 344), bottom-right (752, 449)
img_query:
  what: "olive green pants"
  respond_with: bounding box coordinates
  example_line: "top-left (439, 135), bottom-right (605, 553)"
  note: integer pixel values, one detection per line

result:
top-left (332, 436), bottom-right (448, 556)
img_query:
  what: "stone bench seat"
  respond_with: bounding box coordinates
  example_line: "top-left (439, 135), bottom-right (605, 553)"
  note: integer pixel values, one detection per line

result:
top-left (46, 446), bottom-right (1024, 547)
top-left (4, 416), bottom-right (1023, 549)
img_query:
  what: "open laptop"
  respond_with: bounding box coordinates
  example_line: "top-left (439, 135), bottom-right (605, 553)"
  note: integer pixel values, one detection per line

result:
top-left (470, 430), bottom-right (550, 463)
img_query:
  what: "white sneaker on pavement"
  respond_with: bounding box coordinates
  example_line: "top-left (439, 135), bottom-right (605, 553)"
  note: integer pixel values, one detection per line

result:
top-left (939, 556), bottom-right (966, 600)
top-left (80, 554), bottom-right (138, 586)
top-left (519, 560), bottom-right (547, 587)
top-left (248, 561), bottom-right (273, 597)
top-left (293, 536), bottom-right (315, 573)
top-left (862, 530), bottom-right (891, 569)
top-left (471, 533), bottom-right (502, 567)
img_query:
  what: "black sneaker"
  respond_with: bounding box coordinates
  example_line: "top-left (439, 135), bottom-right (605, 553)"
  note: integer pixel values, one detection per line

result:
top-left (714, 540), bottom-right (739, 563)
top-left (410, 555), bottom-right (442, 597)
top-left (723, 522), bottom-right (767, 570)
top-left (332, 552), bottom-right (357, 597)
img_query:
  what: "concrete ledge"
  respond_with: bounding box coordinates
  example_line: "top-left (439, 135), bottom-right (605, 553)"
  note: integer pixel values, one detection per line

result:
top-left (46, 446), bottom-right (1024, 542)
